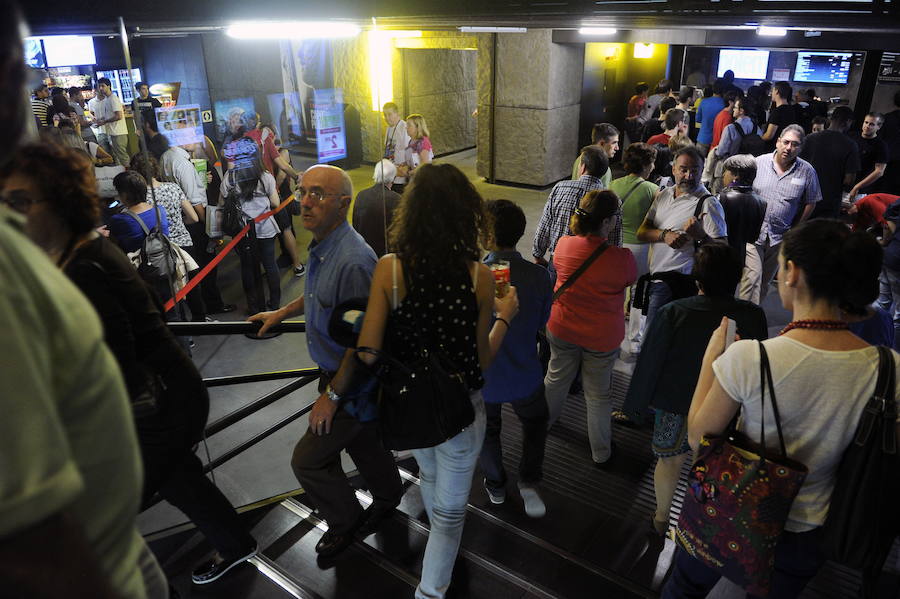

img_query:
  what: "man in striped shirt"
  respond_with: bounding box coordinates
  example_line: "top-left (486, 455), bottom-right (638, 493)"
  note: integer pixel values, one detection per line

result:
top-left (750, 124), bottom-right (822, 302)
top-left (30, 83), bottom-right (50, 128)
top-left (533, 146), bottom-right (620, 271)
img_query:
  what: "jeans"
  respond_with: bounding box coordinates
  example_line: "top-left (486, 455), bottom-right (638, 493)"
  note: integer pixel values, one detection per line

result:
top-left (661, 528), bottom-right (826, 599)
top-left (291, 406), bottom-right (402, 535)
top-left (185, 222), bottom-right (226, 312)
top-left (622, 243), bottom-right (650, 355)
top-left (237, 235), bottom-right (280, 313)
top-left (879, 267), bottom-right (900, 345)
top-left (479, 385), bottom-right (549, 490)
top-left (644, 280), bottom-right (673, 332)
top-left (109, 133), bottom-right (130, 166)
top-left (412, 392), bottom-right (486, 599)
top-left (544, 330), bottom-right (619, 463)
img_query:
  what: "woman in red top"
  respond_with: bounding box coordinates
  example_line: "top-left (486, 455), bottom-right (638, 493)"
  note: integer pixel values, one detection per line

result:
top-left (545, 190), bottom-right (637, 466)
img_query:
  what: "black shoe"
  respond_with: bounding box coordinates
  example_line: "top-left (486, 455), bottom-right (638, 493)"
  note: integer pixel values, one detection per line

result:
top-left (209, 303), bottom-right (237, 314)
top-left (315, 529), bottom-right (356, 558)
top-left (191, 545), bottom-right (258, 585)
top-left (356, 502), bottom-right (399, 538)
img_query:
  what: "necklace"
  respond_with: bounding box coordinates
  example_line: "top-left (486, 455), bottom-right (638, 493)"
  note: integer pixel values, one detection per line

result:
top-left (779, 319), bottom-right (849, 336)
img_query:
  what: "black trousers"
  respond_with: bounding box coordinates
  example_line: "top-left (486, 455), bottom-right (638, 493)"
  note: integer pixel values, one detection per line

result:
top-left (479, 384), bottom-right (549, 489)
top-left (291, 408), bottom-right (402, 535)
top-left (185, 222), bottom-right (227, 312)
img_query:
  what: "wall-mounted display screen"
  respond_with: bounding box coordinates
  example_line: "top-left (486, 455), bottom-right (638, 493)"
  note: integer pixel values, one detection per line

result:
top-left (794, 52), bottom-right (853, 84)
top-left (43, 36), bottom-right (96, 67)
top-left (24, 38), bottom-right (46, 69)
top-left (717, 49), bottom-right (770, 80)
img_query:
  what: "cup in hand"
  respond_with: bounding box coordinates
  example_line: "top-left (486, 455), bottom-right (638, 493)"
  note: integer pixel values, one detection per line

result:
top-left (490, 261), bottom-right (510, 298)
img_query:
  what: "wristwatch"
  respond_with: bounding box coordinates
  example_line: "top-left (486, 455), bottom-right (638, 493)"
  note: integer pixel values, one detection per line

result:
top-left (326, 385), bottom-right (341, 403)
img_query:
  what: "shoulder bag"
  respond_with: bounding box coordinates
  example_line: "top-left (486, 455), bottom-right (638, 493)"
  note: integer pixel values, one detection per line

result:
top-left (357, 256), bottom-right (475, 450)
top-left (821, 345), bottom-right (899, 577)
top-left (674, 341), bottom-right (809, 597)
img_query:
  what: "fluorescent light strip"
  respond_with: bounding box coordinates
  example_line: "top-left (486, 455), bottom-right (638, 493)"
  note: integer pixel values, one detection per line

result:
top-left (226, 21), bottom-right (361, 39)
top-left (579, 27), bottom-right (618, 35)
top-left (757, 25), bottom-right (788, 35)
top-left (458, 26), bottom-right (528, 33)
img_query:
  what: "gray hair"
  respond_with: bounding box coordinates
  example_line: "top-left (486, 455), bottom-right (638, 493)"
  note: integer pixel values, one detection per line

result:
top-left (722, 154), bottom-right (757, 185)
top-left (373, 159), bottom-right (397, 184)
top-left (779, 124), bottom-right (806, 144)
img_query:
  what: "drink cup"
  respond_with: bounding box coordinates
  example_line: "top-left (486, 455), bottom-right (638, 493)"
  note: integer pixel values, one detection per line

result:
top-left (490, 260), bottom-right (510, 298)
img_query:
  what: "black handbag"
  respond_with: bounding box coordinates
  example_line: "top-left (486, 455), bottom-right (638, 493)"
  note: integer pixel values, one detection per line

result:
top-left (821, 345), bottom-right (900, 576)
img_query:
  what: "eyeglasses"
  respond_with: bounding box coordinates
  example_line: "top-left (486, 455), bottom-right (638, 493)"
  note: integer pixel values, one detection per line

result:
top-left (296, 187), bottom-right (343, 203)
top-left (0, 189), bottom-right (40, 213)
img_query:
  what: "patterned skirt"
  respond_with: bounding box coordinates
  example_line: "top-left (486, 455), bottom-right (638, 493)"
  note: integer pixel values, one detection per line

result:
top-left (652, 409), bottom-right (692, 458)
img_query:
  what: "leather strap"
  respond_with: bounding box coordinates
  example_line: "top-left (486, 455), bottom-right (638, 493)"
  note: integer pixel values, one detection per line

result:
top-left (552, 241), bottom-right (609, 303)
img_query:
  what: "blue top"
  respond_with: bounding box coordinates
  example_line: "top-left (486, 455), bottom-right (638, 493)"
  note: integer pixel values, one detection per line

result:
top-left (305, 221), bottom-right (378, 421)
top-left (108, 209), bottom-right (170, 253)
top-left (696, 96), bottom-right (726, 146)
top-left (848, 307), bottom-right (895, 349)
top-left (482, 250), bottom-right (553, 403)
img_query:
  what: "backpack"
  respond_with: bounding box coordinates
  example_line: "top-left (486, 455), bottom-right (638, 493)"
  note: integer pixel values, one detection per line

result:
top-left (734, 119), bottom-right (767, 157)
top-left (222, 170), bottom-right (255, 237)
top-left (124, 209), bottom-right (179, 281)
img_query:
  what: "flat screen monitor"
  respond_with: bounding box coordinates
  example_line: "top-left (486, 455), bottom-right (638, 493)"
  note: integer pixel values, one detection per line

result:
top-left (717, 49), bottom-right (770, 80)
top-left (43, 36), bottom-right (96, 67)
top-left (23, 38), bottom-right (46, 69)
top-left (794, 52), bottom-right (853, 84)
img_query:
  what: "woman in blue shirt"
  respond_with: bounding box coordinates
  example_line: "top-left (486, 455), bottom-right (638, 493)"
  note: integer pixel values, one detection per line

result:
top-left (109, 170), bottom-right (169, 253)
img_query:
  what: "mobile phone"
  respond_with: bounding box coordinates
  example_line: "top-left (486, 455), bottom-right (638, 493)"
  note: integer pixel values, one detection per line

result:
top-left (724, 318), bottom-right (737, 350)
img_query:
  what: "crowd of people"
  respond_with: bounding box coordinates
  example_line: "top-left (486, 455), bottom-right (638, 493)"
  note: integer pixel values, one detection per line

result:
top-left (7, 6), bottom-right (900, 597)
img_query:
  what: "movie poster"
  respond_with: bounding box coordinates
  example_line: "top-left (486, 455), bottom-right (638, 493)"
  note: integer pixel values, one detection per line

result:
top-left (266, 92), bottom-right (303, 145)
top-left (213, 97), bottom-right (256, 143)
top-left (155, 104), bottom-right (204, 147)
top-left (279, 40), bottom-right (334, 144)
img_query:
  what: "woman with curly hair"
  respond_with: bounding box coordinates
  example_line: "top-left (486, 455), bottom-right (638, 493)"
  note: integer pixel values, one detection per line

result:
top-left (327, 162), bottom-right (518, 598)
top-left (0, 142), bottom-right (258, 586)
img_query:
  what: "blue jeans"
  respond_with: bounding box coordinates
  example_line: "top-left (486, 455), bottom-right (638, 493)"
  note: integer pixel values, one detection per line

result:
top-left (661, 528), bottom-right (825, 599)
top-left (412, 392), bottom-right (486, 599)
top-left (644, 280), bottom-right (673, 332)
top-left (879, 267), bottom-right (900, 347)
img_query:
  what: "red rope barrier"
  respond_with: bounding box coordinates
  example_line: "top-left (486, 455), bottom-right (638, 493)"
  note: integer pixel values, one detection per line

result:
top-left (163, 195), bottom-right (296, 312)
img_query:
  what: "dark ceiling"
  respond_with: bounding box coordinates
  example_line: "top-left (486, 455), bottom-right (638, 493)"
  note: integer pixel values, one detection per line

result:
top-left (22, 0), bottom-right (900, 36)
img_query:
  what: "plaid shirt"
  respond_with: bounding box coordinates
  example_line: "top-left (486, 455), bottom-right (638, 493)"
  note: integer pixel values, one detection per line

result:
top-left (532, 175), bottom-right (621, 260)
top-left (753, 153), bottom-right (822, 246)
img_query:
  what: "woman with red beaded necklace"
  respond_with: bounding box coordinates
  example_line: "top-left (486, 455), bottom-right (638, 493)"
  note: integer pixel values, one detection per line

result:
top-left (662, 219), bottom-right (900, 599)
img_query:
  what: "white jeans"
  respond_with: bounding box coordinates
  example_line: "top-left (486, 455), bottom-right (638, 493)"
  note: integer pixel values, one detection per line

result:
top-left (622, 242), bottom-right (650, 355)
top-left (544, 330), bottom-right (619, 463)
top-left (413, 392), bottom-right (486, 599)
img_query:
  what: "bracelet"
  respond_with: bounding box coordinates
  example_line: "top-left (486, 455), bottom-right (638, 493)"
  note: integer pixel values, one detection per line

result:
top-left (495, 317), bottom-right (510, 330)
top-left (658, 229), bottom-right (669, 242)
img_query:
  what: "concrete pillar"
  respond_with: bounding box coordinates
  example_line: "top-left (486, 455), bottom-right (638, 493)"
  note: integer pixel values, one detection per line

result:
top-left (477, 30), bottom-right (584, 187)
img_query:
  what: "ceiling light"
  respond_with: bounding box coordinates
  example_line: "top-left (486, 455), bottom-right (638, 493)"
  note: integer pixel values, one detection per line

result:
top-left (757, 26), bottom-right (787, 36)
top-left (634, 43), bottom-right (654, 58)
top-left (457, 27), bottom-right (527, 33)
top-left (226, 21), bottom-right (361, 39)
top-left (579, 27), bottom-right (617, 35)
top-left (804, 30), bottom-right (822, 37)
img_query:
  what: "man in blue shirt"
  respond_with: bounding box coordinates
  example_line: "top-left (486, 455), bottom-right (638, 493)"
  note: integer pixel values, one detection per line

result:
top-left (250, 164), bottom-right (402, 559)
top-left (695, 79), bottom-right (726, 155)
top-left (481, 200), bottom-right (553, 518)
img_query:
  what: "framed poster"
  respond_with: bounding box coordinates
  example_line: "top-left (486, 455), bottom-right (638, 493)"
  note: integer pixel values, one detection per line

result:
top-left (314, 88), bottom-right (347, 163)
top-left (155, 104), bottom-right (204, 147)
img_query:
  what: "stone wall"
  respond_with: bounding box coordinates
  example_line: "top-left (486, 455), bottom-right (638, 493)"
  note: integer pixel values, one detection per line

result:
top-left (477, 30), bottom-right (584, 186)
top-left (333, 34), bottom-right (383, 164)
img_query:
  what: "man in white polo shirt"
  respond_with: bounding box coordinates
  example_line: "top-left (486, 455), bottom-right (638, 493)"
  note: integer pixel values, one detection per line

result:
top-left (93, 77), bottom-right (129, 166)
top-left (382, 102), bottom-right (411, 195)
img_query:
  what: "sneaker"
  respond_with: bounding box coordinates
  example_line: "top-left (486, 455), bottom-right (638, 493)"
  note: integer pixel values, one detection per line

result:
top-left (518, 483), bottom-right (546, 518)
top-left (483, 479), bottom-right (506, 505)
top-left (191, 545), bottom-right (258, 585)
top-left (294, 264), bottom-right (306, 277)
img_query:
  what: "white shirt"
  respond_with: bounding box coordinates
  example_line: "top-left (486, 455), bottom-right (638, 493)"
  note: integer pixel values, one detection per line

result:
top-left (383, 120), bottom-right (411, 184)
top-left (714, 338), bottom-right (900, 532)
top-left (87, 97), bottom-right (103, 136)
top-left (95, 93), bottom-right (128, 136)
top-left (160, 146), bottom-right (206, 206)
top-left (645, 185), bottom-right (727, 274)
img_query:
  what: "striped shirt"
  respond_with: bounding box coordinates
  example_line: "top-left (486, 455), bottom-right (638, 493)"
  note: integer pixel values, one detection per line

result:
top-left (753, 153), bottom-right (822, 246)
top-left (533, 175), bottom-right (622, 260)
top-left (31, 98), bottom-right (49, 128)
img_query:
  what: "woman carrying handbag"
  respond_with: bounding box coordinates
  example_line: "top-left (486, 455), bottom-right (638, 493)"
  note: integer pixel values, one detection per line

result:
top-left (664, 219), bottom-right (900, 598)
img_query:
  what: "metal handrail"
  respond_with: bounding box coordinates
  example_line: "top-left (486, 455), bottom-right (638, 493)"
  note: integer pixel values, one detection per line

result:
top-left (167, 320), bottom-right (307, 336)
top-left (204, 367), bottom-right (321, 388)
top-left (205, 374), bottom-right (319, 437)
